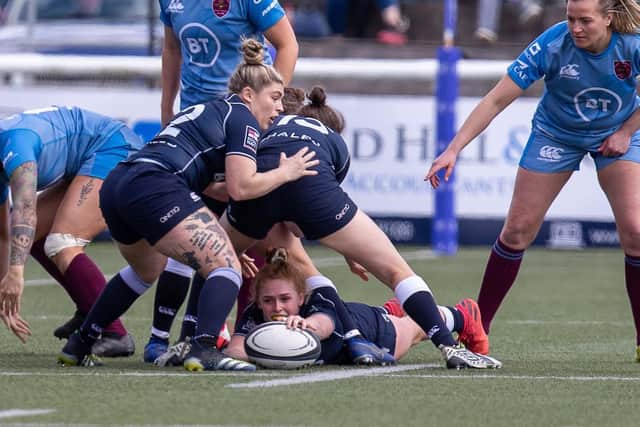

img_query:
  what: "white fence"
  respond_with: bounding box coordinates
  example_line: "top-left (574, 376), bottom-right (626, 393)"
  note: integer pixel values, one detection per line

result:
top-left (0, 53), bottom-right (511, 82)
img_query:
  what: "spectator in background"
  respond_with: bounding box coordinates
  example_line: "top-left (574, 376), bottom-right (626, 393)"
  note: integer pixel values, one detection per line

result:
top-left (327, 0), bottom-right (410, 45)
top-left (474, 0), bottom-right (543, 43)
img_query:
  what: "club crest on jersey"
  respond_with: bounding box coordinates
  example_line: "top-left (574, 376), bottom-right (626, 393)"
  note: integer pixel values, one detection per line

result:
top-left (243, 125), bottom-right (259, 152)
top-left (212, 0), bottom-right (230, 17)
top-left (614, 60), bottom-right (631, 80)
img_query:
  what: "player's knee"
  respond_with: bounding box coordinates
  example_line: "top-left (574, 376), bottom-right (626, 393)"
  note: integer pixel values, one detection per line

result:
top-left (619, 228), bottom-right (640, 255)
top-left (501, 222), bottom-right (536, 249)
top-left (44, 233), bottom-right (91, 258)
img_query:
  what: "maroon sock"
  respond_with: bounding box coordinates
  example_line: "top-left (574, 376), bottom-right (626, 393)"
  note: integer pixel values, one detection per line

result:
top-left (624, 254), bottom-right (640, 345)
top-left (64, 253), bottom-right (127, 336)
top-left (234, 251), bottom-right (265, 330)
top-left (477, 239), bottom-right (524, 334)
top-left (30, 239), bottom-right (75, 302)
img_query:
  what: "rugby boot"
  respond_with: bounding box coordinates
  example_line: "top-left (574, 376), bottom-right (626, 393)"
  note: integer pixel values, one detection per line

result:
top-left (455, 298), bottom-right (490, 355)
top-left (143, 336), bottom-right (169, 364)
top-left (58, 331), bottom-right (102, 367)
top-left (53, 310), bottom-right (86, 339)
top-left (183, 337), bottom-right (255, 372)
top-left (347, 336), bottom-right (396, 366)
top-left (440, 344), bottom-right (502, 369)
top-left (92, 332), bottom-right (135, 358)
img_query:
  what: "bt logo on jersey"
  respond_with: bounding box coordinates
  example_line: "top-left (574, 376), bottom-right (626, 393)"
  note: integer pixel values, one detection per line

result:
top-left (574, 87), bottom-right (622, 122)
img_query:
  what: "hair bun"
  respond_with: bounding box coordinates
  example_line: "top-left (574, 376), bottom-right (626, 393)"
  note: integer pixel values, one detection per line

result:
top-left (241, 38), bottom-right (264, 66)
top-left (307, 86), bottom-right (327, 106)
top-left (267, 247), bottom-right (288, 264)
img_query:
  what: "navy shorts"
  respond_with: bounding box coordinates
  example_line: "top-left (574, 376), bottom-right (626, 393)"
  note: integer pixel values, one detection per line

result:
top-left (226, 153), bottom-right (357, 241)
top-left (202, 195), bottom-right (227, 218)
top-left (99, 162), bottom-right (206, 245)
top-left (347, 302), bottom-right (397, 355)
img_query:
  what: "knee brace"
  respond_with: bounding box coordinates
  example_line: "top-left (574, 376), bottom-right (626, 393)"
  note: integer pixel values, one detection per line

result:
top-left (44, 233), bottom-right (90, 258)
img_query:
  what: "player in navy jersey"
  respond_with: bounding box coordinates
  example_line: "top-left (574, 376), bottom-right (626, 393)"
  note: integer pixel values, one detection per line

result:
top-left (224, 249), bottom-right (494, 366)
top-left (426, 0), bottom-right (640, 362)
top-left (146, 0), bottom-right (298, 360)
top-left (219, 87), bottom-right (502, 369)
top-left (0, 106), bottom-right (142, 357)
top-left (58, 39), bottom-right (317, 371)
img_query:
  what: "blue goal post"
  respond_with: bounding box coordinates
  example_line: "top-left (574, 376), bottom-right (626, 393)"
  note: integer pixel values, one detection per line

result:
top-left (432, 0), bottom-right (461, 255)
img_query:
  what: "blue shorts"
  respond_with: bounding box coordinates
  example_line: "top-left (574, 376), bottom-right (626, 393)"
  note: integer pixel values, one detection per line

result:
top-left (99, 162), bottom-right (206, 245)
top-left (520, 129), bottom-right (640, 172)
top-left (79, 127), bottom-right (142, 179)
top-left (347, 302), bottom-right (397, 356)
top-left (226, 153), bottom-right (357, 241)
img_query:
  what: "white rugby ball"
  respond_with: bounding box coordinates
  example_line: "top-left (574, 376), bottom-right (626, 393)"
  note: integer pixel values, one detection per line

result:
top-left (244, 321), bottom-right (321, 370)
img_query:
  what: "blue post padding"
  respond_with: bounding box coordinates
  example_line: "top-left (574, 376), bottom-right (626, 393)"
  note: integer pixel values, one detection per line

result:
top-left (433, 46), bottom-right (461, 255)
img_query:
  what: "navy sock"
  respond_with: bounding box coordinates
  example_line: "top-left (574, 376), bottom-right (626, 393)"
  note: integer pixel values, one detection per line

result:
top-left (179, 273), bottom-right (204, 341)
top-left (151, 270), bottom-right (191, 339)
top-left (447, 306), bottom-right (464, 333)
top-left (403, 291), bottom-right (457, 347)
top-left (79, 270), bottom-right (145, 343)
top-left (194, 268), bottom-right (241, 341)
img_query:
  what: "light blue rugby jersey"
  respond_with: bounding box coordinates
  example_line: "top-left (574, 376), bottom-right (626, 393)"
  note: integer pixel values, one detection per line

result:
top-left (0, 106), bottom-right (129, 202)
top-left (159, 0), bottom-right (285, 108)
top-left (507, 22), bottom-right (640, 145)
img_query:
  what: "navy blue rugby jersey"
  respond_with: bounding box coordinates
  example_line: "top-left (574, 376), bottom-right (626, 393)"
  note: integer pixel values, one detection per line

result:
top-left (235, 291), bottom-right (346, 364)
top-left (258, 114), bottom-right (351, 183)
top-left (126, 94), bottom-right (260, 192)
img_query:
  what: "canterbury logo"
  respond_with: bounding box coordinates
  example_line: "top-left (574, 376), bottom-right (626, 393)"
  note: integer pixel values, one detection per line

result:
top-left (538, 145), bottom-right (564, 161)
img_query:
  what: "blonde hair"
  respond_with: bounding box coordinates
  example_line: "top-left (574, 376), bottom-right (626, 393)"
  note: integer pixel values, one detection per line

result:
top-left (571, 0), bottom-right (640, 33)
top-left (253, 248), bottom-right (307, 300)
top-left (228, 38), bottom-right (284, 94)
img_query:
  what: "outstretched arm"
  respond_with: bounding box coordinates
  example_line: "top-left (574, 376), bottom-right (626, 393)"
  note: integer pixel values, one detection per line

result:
top-left (426, 75), bottom-right (523, 188)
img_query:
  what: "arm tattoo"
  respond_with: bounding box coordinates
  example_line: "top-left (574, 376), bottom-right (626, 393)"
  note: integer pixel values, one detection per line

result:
top-left (76, 178), bottom-right (95, 207)
top-left (9, 162), bottom-right (37, 266)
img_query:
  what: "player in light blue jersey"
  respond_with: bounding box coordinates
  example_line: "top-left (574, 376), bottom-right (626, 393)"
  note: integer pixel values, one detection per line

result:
top-left (159, 0), bottom-right (297, 124)
top-left (0, 106), bottom-right (143, 357)
top-left (146, 0), bottom-right (297, 361)
top-left (427, 0), bottom-right (640, 362)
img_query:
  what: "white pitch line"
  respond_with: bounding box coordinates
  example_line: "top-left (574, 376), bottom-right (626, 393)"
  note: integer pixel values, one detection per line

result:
top-left (388, 374), bottom-right (640, 382)
top-left (225, 364), bottom-right (436, 388)
top-left (0, 410), bottom-right (55, 420)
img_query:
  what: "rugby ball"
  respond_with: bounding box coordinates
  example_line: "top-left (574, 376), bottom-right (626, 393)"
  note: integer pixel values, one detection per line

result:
top-left (244, 321), bottom-right (321, 370)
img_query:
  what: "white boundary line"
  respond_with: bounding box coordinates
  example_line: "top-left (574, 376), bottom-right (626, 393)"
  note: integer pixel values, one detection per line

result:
top-left (0, 410), bottom-right (55, 420)
top-left (225, 364), bottom-right (436, 388)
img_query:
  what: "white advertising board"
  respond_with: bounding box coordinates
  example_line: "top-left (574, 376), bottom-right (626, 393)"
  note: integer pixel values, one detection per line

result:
top-left (0, 87), bottom-right (613, 221)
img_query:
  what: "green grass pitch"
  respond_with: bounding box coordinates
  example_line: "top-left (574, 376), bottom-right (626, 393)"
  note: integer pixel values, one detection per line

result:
top-left (0, 242), bottom-right (637, 426)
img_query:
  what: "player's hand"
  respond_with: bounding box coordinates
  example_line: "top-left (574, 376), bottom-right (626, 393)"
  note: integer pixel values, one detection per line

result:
top-left (285, 315), bottom-right (308, 330)
top-left (425, 148), bottom-right (459, 189)
top-left (239, 253), bottom-right (259, 278)
top-left (598, 130), bottom-right (631, 157)
top-left (345, 257), bottom-right (369, 281)
top-left (0, 270), bottom-right (25, 317)
top-left (279, 147), bottom-right (319, 181)
top-left (0, 311), bottom-right (31, 343)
